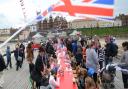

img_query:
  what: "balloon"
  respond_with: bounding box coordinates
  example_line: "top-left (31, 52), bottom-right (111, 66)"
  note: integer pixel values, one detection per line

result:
top-left (87, 68), bottom-right (95, 77)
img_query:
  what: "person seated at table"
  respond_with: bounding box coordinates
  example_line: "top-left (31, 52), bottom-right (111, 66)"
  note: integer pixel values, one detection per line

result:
top-left (76, 68), bottom-right (87, 89)
top-left (67, 50), bottom-right (72, 58)
top-left (49, 69), bottom-right (60, 89)
top-left (70, 53), bottom-right (77, 70)
top-left (85, 76), bottom-right (96, 89)
top-left (75, 48), bottom-right (83, 66)
top-left (50, 58), bottom-right (59, 71)
top-left (40, 67), bottom-right (51, 89)
top-left (82, 58), bottom-right (86, 69)
top-left (65, 52), bottom-right (72, 65)
top-left (76, 65), bottom-right (81, 75)
top-left (87, 68), bottom-right (99, 89)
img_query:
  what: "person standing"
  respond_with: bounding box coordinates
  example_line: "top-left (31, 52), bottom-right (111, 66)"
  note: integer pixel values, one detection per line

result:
top-left (0, 52), bottom-right (6, 88)
top-left (46, 41), bottom-right (55, 57)
top-left (98, 45), bottom-right (105, 70)
top-left (34, 47), bottom-right (49, 89)
top-left (75, 48), bottom-right (83, 66)
top-left (104, 36), bottom-right (118, 66)
top-left (6, 46), bottom-right (12, 69)
top-left (19, 43), bottom-right (25, 66)
top-left (14, 45), bottom-right (21, 71)
top-left (26, 43), bottom-right (34, 74)
top-left (66, 39), bottom-right (72, 53)
top-left (120, 41), bottom-right (128, 89)
top-left (86, 41), bottom-right (99, 84)
top-left (72, 40), bottom-right (77, 55)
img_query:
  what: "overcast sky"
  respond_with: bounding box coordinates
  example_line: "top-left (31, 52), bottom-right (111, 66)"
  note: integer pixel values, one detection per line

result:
top-left (0, 0), bottom-right (128, 29)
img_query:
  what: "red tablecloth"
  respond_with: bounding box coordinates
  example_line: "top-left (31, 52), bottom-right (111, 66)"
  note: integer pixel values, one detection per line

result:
top-left (56, 71), bottom-right (78, 89)
top-left (32, 44), bottom-right (41, 49)
top-left (56, 57), bottom-right (78, 89)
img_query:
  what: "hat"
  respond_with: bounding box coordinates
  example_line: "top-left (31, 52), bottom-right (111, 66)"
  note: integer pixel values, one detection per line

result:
top-left (87, 68), bottom-right (94, 77)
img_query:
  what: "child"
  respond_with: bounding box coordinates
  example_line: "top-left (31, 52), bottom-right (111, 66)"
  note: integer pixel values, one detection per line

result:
top-left (85, 77), bottom-right (96, 89)
top-left (49, 69), bottom-right (60, 89)
top-left (98, 45), bottom-right (105, 70)
top-left (50, 58), bottom-right (59, 72)
top-left (76, 68), bottom-right (87, 89)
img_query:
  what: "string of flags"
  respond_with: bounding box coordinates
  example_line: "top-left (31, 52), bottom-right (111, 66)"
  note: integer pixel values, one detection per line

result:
top-left (36, 2), bottom-right (61, 21)
top-left (19, 0), bottom-right (27, 22)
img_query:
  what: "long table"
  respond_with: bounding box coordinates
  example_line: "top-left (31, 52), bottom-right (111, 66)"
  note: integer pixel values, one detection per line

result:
top-left (56, 50), bottom-right (78, 89)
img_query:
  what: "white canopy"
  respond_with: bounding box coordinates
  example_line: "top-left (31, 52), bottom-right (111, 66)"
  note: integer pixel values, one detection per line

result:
top-left (32, 33), bottom-right (43, 38)
top-left (32, 33), bottom-right (45, 43)
top-left (47, 32), bottom-right (55, 38)
top-left (70, 30), bottom-right (79, 36)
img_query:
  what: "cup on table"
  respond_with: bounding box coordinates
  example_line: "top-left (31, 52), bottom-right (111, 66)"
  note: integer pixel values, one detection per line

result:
top-left (73, 77), bottom-right (76, 84)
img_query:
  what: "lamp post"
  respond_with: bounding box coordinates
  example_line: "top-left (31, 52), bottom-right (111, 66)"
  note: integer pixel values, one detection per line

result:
top-left (24, 33), bottom-right (25, 42)
top-left (91, 24), bottom-right (93, 39)
top-left (97, 21), bottom-right (99, 29)
top-left (118, 23), bottom-right (119, 28)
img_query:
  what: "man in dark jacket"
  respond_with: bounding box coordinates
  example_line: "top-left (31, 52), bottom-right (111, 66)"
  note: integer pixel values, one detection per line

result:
top-left (19, 43), bottom-right (25, 65)
top-left (14, 45), bottom-right (22, 71)
top-left (0, 53), bottom-right (6, 88)
top-left (104, 37), bottom-right (118, 66)
top-left (32, 47), bottom-right (49, 89)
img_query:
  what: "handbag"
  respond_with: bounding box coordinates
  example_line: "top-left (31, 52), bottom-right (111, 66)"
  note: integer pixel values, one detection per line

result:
top-left (118, 64), bottom-right (128, 74)
top-left (17, 49), bottom-right (22, 61)
top-left (18, 56), bottom-right (22, 61)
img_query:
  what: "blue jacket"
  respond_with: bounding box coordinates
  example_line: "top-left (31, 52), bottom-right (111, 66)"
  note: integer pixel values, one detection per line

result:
top-left (72, 41), bottom-right (77, 55)
top-left (6, 48), bottom-right (11, 59)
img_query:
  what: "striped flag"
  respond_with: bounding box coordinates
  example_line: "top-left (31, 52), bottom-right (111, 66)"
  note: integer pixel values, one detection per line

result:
top-left (52, 0), bottom-right (115, 20)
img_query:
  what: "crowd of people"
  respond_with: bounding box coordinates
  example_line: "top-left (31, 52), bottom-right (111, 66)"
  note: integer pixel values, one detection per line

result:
top-left (0, 35), bottom-right (128, 89)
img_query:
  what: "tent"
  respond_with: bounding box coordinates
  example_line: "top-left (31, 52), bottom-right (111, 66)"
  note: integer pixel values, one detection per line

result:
top-left (47, 32), bottom-right (55, 38)
top-left (32, 33), bottom-right (43, 38)
top-left (32, 33), bottom-right (44, 43)
top-left (70, 30), bottom-right (80, 36)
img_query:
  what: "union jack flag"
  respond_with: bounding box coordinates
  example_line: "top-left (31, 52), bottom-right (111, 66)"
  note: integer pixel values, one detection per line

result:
top-left (52, 0), bottom-right (115, 20)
